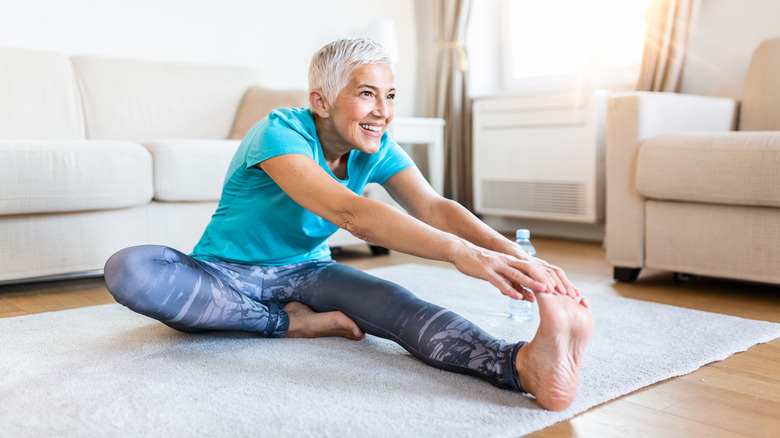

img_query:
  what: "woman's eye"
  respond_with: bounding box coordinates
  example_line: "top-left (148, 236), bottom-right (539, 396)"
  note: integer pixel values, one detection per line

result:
top-left (387, 94), bottom-right (395, 101)
top-left (360, 91), bottom-right (373, 97)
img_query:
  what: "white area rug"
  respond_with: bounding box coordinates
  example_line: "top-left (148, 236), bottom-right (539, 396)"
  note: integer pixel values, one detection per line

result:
top-left (2, 264), bottom-right (779, 437)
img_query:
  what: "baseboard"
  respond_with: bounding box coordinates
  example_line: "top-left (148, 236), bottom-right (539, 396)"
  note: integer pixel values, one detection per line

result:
top-left (480, 215), bottom-right (605, 243)
top-left (0, 270), bottom-right (104, 286)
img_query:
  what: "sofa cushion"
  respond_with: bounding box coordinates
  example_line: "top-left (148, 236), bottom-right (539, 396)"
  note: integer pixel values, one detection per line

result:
top-left (0, 47), bottom-right (84, 139)
top-left (636, 132), bottom-right (780, 207)
top-left (71, 56), bottom-right (261, 141)
top-left (229, 86), bottom-right (309, 140)
top-left (142, 139), bottom-right (241, 202)
top-left (0, 140), bottom-right (152, 215)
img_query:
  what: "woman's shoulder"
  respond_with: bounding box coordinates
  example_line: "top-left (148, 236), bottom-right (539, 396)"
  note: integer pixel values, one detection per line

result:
top-left (242, 107), bottom-right (317, 165)
top-left (266, 107), bottom-right (316, 138)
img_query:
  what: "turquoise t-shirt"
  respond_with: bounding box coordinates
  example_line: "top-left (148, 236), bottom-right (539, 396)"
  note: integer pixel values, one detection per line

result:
top-left (190, 107), bottom-right (414, 266)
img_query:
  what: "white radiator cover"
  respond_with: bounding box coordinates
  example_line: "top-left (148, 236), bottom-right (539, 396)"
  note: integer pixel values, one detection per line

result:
top-left (473, 90), bottom-right (608, 223)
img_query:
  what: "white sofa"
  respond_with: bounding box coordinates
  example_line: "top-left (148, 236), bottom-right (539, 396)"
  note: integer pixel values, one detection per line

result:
top-left (0, 47), bottom-right (375, 283)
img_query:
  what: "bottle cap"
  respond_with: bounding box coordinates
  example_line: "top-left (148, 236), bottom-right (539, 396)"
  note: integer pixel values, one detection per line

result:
top-left (516, 229), bottom-right (530, 240)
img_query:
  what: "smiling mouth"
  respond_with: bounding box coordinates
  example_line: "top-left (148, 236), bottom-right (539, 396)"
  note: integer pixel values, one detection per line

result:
top-left (359, 124), bottom-right (382, 133)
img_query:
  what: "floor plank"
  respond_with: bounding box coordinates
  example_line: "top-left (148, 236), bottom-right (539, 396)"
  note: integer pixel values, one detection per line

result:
top-left (679, 352), bottom-right (780, 402)
top-left (660, 384), bottom-right (780, 438)
top-left (620, 379), bottom-right (702, 411)
top-left (536, 399), bottom-right (750, 438)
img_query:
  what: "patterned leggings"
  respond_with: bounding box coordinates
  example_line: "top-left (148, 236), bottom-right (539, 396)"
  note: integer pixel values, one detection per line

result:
top-left (104, 245), bottom-right (524, 391)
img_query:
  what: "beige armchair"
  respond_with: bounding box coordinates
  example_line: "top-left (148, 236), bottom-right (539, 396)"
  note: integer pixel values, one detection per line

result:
top-left (605, 36), bottom-right (780, 285)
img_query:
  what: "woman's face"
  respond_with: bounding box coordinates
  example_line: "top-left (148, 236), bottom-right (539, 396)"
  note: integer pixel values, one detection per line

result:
top-left (328, 63), bottom-right (395, 154)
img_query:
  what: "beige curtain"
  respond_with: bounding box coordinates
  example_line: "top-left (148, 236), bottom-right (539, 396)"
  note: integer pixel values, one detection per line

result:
top-left (636, 0), bottom-right (700, 92)
top-left (433, 0), bottom-right (472, 208)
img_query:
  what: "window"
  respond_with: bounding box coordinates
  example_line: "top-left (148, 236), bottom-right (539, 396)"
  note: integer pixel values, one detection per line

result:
top-left (501, 0), bottom-right (652, 91)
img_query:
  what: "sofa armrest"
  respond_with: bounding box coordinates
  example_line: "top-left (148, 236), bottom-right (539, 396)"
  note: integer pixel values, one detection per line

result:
top-left (605, 92), bottom-right (737, 269)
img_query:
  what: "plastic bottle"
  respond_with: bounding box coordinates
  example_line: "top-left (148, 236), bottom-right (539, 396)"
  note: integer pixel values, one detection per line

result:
top-left (508, 229), bottom-right (537, 320)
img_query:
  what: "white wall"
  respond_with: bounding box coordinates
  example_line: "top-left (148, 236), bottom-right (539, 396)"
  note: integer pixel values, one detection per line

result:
top-left (682, 0), bottom-right (780, 99)
top-left (0, 0), bottom-right (419, 116)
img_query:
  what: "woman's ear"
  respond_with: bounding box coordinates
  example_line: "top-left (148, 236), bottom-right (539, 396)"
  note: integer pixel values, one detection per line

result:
top-left (309, 90), bottom-right (331, 118)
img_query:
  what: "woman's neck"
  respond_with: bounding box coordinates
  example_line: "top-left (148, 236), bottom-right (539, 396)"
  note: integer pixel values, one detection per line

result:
top-left (313, 114), bottom-right (351, 178)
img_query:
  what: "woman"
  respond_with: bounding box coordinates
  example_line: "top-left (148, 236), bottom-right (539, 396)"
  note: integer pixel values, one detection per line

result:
top-left (105, 38), bottom-right (594, 411)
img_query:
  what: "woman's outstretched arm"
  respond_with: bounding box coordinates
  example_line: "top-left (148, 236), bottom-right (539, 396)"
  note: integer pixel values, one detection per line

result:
top-left (261, 154), bottom-right (559, 300)
top-left (382, 166), bottom-right (579, 299)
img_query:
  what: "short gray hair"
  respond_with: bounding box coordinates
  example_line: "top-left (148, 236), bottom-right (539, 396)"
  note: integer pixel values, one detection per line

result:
top-left (309, 37), bottom-right (393, 105)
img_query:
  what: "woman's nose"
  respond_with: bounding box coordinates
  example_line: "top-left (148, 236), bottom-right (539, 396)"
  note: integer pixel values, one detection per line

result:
top-left (373, 98), bottom-right (392, 118)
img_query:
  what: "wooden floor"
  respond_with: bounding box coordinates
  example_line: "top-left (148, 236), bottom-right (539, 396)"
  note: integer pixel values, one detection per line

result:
top-left (2, 238), bottom-right (779, 437)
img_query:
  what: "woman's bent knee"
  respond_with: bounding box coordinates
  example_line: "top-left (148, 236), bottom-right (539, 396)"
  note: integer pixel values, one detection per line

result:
top-left (104, 245), bottom-right (174, 310)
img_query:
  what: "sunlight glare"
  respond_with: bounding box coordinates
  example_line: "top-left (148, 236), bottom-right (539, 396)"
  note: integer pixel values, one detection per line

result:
top-left (509, 0), bottom-right (653, 79)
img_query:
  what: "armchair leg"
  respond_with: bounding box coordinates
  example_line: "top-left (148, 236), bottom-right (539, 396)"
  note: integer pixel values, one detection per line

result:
top-left (614, 267), bottom-right (641, 282)
top-left (674, 272), bottom-right (700, 283)
top-left (369, 245), bottom-right (390, 256)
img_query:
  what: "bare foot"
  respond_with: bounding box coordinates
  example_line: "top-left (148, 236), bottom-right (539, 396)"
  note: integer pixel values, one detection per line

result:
top-left (515, 292), bottom-right (594, 411)
top-left (282, 301), bottom-right (365, 340)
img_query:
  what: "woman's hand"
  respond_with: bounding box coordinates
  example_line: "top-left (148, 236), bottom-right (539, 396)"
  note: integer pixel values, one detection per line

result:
top-left (532, 256), bottom-right (580, 299)
top-left (450, 240), bottom-right (579, 302)
top-left (504, 243), bottom-right (580, 300)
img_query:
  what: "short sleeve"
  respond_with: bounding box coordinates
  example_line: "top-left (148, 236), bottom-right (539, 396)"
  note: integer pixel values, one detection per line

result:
top-left (245, 109), bottom-right (316, 169)
top-left (370, 133), bottom-right (415, 184)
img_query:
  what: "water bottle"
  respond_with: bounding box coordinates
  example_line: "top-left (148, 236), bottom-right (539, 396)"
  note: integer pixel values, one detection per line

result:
top-left (508, 229), bottom-right (537, 320)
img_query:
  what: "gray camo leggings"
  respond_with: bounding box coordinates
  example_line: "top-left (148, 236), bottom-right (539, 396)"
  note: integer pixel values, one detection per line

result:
top-left (104, 245), bottom-right (524, 391)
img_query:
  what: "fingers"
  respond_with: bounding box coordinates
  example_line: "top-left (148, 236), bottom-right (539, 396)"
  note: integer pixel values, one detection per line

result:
top-left (507, 257), bottom-right (580, 300)
top-left (487, 265), bottom-right (543, 303)
top-left (485, 270), bottom-right (536, 302)
top-left (540, 261), bottom-right (580, 299)
top-left (506, 259), bottom-right (554, 294)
